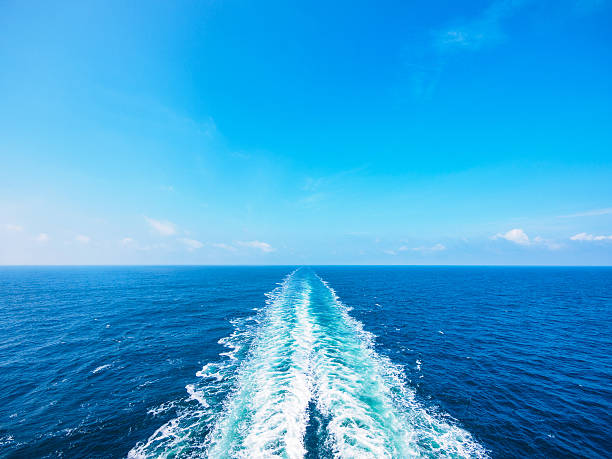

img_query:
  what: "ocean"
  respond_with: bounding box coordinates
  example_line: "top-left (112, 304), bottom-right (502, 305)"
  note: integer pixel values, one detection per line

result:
top-left (0, 266), bottom-right (610, 458)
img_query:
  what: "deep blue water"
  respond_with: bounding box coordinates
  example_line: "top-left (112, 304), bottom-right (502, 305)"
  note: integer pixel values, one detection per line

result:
top-left (0, 266), bottom-right (610, 458)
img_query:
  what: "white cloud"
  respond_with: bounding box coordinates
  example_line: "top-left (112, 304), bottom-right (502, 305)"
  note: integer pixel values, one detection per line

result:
top-left (121, 237), bottom-right (135, 246)
top-left (493, 229), bottom-right (563, 250)
top-left (2, 223), bottom-right (23, 232)
top-left (238, 240), bottom-right (276, 253)
top-left (399, 243), bottom-right (447, 253)
top-left (570, 232), bottom-right (612, 241)
top-left (493, 228), bottom-right (530, 246)
top-left (75, 234), bottom-right (91, 244)
top-left (212, 243), bottom-right (237, 252)
top-left (179, 238), bottom-right (204, 250)
top-left (560, 208), bottom-right (612, 218)
top-left (35, 233), bottom-right (49, 243)
top-left (145, 217), bottom-right (177, 236)
top-left (428, 243), bottom-right (446, 252)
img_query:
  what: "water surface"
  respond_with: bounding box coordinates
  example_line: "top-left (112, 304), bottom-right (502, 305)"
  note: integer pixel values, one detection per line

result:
top-left (0, 266), bottom-right (610, 457)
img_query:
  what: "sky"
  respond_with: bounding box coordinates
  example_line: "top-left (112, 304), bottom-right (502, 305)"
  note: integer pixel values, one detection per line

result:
top-left (1, 0), bottom-right (611, 265)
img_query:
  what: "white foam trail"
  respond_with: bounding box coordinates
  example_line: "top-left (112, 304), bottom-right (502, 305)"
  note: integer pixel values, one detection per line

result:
top-left (128, 270), bottom-right (299, 459)
top-left (308, 277), bottom-right (415, 457)
top-left (130, 268), bottom-right (487, 458)
top-left (205, 274), bottom-right (314, 458)
top-left (311, 275), bottom-right (487, 458)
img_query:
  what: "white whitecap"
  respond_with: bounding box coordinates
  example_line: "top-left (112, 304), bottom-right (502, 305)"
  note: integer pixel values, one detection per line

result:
top-left (92, 364), bottom-right (111, 374)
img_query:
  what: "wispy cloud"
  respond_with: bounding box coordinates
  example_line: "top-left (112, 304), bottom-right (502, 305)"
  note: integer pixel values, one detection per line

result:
top-left (404, 0), bottom-right (604, 99)
top-left (238, 240), bottom-right (276, 253)
top-left (145, 217), bottom-right (177, 236)
top-left (559, 208), bottom-right (612, 218)
top-left (212, 243), bottom-right (237, 252)
top-left (398, 243), bottom-right (447, 253)
top-left (532, 236), bottom-right (563, 250)
top-left (570, 232), bottom-right (612, 241)
top-left (178, 238), bottom-right (204, 250)
top-left (432, 0), bottom-right (604, 55)
top-left (418, 243), bottom-right (446, 252)
top-left (298, 192), bottom-right (326, 207)
top-left (401, 0), bottom-right (527, 99)
top-left (302, 165), bottom-right (368, 192)
top-left (35, 233), bottom-right (49, 243)
top-left (298, 165), bottom-right (368, 206)
top-left (2, 223), bottom-right (23, 232)
top-left (302, 177), bottom-right (325, 192)
top-left (435, 0), bottom-right (528, 53)
top-left (121, 237), bottom-right (135, 246)
top-left (75, 234), bottom-right (91, 244)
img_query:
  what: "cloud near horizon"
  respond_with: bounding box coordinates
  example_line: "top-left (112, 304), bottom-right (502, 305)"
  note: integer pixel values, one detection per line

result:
top-left (238, 240), bottom-right (276, 253)
top-left (178, 238), bottom-right (204, 250)
top-left (570, 232), bottom-right (612, 241)
top-left (399, 243), bottom-right (447, 253)
top-left (212, 243), bottom-right (237, 252)
top-left (493, 229), bottom-right (563, 250)
top-left (385, 243), bottom-right (446, 255)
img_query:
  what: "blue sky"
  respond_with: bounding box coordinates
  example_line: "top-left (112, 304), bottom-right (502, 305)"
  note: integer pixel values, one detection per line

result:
top-left (1, 0), bottom-right (611, 265)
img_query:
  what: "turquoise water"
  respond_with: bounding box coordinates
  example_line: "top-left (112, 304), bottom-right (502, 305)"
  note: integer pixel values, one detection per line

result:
top-left (1, 266), bottom-right (610, 457)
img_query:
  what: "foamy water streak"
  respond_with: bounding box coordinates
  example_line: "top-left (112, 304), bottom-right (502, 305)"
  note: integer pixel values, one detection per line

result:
top-left (130, 268), bottom-right (487, 458)
top-left (204, 275), bottom-right (314, 458)
top-left (309, 275), bottom-right (486, 458)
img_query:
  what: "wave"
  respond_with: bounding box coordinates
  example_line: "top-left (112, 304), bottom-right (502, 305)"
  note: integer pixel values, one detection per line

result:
top-left (92, 364), bottom-right (112, 374)
top-left (129, 268), bottom-right (487, 458)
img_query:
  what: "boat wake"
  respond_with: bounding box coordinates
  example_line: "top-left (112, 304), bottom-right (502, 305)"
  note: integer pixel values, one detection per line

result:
top-left (129, 268), bottom-right (487, 458)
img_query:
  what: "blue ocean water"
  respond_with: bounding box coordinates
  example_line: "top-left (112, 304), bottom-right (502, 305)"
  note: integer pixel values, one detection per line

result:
top-left (0, 267), bottom-right (610, 458)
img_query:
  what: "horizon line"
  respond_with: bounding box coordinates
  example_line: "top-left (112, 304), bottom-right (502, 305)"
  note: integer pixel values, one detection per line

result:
top-left (1, 264), bottom-right (611, 268)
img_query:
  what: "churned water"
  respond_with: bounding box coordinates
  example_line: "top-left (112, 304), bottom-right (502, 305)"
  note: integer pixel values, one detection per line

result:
top-left (0, 266), bottom-right (610, 458)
